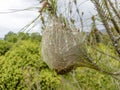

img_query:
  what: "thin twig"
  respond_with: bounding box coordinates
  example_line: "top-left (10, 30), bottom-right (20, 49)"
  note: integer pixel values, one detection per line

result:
top-left (0, 7), bottom-right (40, 14)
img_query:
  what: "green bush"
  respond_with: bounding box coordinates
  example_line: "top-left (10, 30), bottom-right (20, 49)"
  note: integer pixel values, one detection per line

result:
top-left (0, 40), bottom-right (12, 56)
top-left (17, 32), bottom-right (30, 40)
top-left (4, 31), bottom-right (18, 43)
top-left (0, 40), bottom-right (61, 90)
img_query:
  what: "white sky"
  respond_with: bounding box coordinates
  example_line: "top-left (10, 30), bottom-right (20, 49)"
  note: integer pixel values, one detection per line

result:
top-left (0, 0), bottom-right (40, 38)
top-left (0, 0), bottom-right (96, 38)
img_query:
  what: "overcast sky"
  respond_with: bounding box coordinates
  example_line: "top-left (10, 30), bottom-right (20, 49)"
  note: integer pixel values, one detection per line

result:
top-left (0, 0), bottom-right (96, 38)
top-left (0, 0), bottom-right (40, 38)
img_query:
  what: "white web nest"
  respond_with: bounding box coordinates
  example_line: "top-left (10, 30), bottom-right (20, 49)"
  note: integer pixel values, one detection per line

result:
top-left (41, 21), bottom-right (87, 74)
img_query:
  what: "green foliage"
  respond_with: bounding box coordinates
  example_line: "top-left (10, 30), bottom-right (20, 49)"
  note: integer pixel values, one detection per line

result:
top-left (4, 31), bottom-right (42, 43)
top-left (88, 43), bottom-right (120, 73)
top-left (0, 40), bottom-right (61, 90)
top-left (74, 68), bottom-right (118, 90)
top-left (0, 40), bottom-right (12, 56)
top-left (4, 31), bottom-right (18, 43)
top-left (30, 32), bottom-right (42, 42)
top-left (56, 68), bottom-right (119, 90)
top-left (18, 32), bottom-right (30, 40)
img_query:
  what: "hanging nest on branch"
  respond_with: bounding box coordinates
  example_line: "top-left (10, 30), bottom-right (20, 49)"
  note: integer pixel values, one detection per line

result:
top-left (41, 20), bottom-right (112, 75)
top-left (41, 20), bottom-right (95, 74)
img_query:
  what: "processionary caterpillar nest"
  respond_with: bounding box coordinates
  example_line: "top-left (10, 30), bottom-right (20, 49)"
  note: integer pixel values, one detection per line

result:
top-left (42, 21), bottom-right (89, 74)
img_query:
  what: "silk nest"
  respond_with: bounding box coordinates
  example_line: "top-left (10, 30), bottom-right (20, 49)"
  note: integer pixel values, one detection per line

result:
top-left (42, 21), bottom-right (89, 74)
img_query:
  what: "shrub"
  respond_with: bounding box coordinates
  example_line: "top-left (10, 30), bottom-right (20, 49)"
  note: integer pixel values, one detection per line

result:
top-left (0, 40), bottom-right (61, 90)
top-left (0, 40), bottom-right (12, 56)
